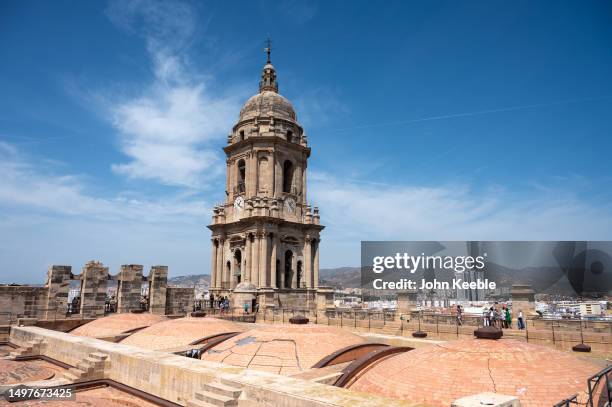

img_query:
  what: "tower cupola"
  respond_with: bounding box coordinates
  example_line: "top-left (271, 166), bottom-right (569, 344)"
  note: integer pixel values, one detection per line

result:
top-left (259, 39), bottom-right (278, 93)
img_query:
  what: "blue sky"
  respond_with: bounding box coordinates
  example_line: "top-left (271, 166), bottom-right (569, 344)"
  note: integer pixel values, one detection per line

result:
top-left (1, 0), bottom-right (612, 283)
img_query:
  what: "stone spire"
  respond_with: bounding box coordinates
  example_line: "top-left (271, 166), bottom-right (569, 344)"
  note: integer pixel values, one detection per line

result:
top-left (259, 38), bottom-right (278, 93)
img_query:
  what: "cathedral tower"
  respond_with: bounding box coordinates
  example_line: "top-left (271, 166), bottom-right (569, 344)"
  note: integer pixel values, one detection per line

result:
top-left (208, 47), bottom-right (324, 309)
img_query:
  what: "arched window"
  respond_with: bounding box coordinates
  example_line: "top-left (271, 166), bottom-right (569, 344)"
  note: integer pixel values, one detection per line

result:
top-left (286, 130), bottom-right (293, 143)
top-left (283, 160), bottom-right (294, 193)
top-left (239, 130), bottom-right (245, 141)
top-left (237, 159), bottom-right (246, 193)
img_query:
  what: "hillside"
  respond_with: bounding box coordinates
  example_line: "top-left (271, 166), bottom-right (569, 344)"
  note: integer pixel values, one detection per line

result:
top-left (168, 267), bottom-right (361, 289)
top-left (167, 265), bottom-right (581, 295)
top-left (168, 274), bottom-right (210, 287)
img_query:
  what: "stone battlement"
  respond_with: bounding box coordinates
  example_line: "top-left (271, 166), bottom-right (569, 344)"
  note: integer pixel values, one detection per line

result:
top-left (1, 262), bottom-right (191, 323)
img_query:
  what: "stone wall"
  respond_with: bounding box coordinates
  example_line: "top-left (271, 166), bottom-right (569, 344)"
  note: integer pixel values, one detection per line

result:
top-left (117, 264), bottom-right (144, 312)
top-left (0, 262), bottom-right (188, 321)
top-left (80, 261), bottom-right (109, 318)
top-left (165, 287), bottom-right (194, 315)
top-left (44, 265), bottom-right (72, 319)
top-left (149, 266), bottom-right (168, 314)
top-left (0, 285), bottom-right (46, 323)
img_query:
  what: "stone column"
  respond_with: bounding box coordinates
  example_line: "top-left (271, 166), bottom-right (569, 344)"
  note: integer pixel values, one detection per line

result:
top-left (304, 237), bottom-right (312, 288)
top-left (270, 236), bottom-right (277, 289)
top-left (250, 151), bottom-right (258, 196)
top-left (149, 266), bottom-right (167, 314)
top-left (275, 158), bottom-right (283, 198)
top-left (316, 286), bottom-right (334, 311)
top-left (80, 261), bottom-right (109, 318)
top-left (217, 238), bottom-right (225, 289)
top-left (210, 240), bottom-right (218, 288)
top-left (223, 242), bottom-right (230, 288)
top-left (291, 254), bottom-right (298, 289)
top-left (313, 240), bottom-right (320, 289)
top-left (246, 152), bottom-right (252, 196)
top-left (296, 163), bottom-right (303, 197)
top-left (259, 232), bottom-right (268, 287)
top-left (45, 265), bottom-right (72, 319)
top-left (252, 233), bottom-right (260, 286)
top-left (117, 264), bottom-right (143, 313)
top-left (226, 160), bottom-right (231, 201)
top-left (280, 249), bottom-right (286, 289)
top-left (270, 152), bottom-right (276, 197)
top-left (230, 251), bottom-right (237, 289)
top-left (245, 235), bottom-right (252, 283)
top-left (302, 161), bottom-right (307, 204)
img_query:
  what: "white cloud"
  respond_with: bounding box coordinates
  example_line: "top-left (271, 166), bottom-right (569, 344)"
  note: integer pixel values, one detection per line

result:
top-left (104, 0), bottom-right (244, 188)
top-left (310, 172), bottom-right (612, 267)
top-left (109, 82), bottom-right (237, 187)
top-left (3, 141), bottom-right (612, 281)
top-left (0, 142), bottom-right (211, 283)
top-left (0, 142), bottom-right (209, 224)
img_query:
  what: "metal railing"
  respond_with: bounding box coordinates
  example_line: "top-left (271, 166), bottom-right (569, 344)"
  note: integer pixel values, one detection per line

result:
top-left (587, 365), bottom-right (612, 407)
top-left (553, 394), bottom-right (579, 407)
top-left (1, 304), bottom-right (611, 350)
top-left (555, 365), bottom-right (612, 407)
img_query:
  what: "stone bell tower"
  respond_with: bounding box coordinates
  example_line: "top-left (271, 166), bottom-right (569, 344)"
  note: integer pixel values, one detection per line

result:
top-left (208, 44), bottom-right (324, 309)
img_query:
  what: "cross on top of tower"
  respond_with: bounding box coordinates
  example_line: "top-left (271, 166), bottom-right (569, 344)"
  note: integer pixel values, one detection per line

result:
top-left (264, 38), bottom-right (272, 64)
top-left (259, 38), bottom-right (278, 93)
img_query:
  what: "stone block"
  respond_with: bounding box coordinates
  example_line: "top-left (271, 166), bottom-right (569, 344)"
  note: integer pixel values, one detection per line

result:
top-left (452, 392), bottom-right (520, 407)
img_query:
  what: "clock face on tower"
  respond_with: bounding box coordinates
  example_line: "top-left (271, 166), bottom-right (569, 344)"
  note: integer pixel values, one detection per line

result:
top-left (284, 197), bottom-right (296, 214)
top-left (234, 196), bottom-right (245, 213)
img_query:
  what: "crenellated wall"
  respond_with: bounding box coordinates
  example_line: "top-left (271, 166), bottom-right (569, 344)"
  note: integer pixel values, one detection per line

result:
top-left (0, 285), bottom-right (47, 323)
top-left (117, 264), bottom-right (144, 312)
top-left (80, 261), bottom-right (109, 318)
top-left (149, 266), bottom-right (168, 314)
top-left (165, 287), bottom-right (194, 315)
top-left (1, 262), bottom-right (186, 321)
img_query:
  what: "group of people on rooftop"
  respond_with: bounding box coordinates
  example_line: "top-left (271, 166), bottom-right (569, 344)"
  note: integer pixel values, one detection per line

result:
top-left (453, 302), bottom-right (525, 330)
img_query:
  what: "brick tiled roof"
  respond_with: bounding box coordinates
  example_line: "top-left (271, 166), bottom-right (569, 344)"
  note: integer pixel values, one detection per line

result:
top-left (349, 338), bottom-right (600, 407)
top-left (201, 324), bottom-right (366, 376)
top-left (70, 313), bottom-right (168, 338)
top-left (120, 316), bottom-right (243, 351)
top-left (0, 386), bottom-right (160, 406)
top-left (0, 360), bottom-right (55, 385)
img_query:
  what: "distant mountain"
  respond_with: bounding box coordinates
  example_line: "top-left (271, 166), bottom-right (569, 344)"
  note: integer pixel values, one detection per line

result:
top-left (320, 267), bottom-right (361, 288)
top-left (168, 274), bottom-right (210, 287)
top-left (167, 265), bottom-right (582, 295)
top-left (166, 268), bottom-right (361, 289)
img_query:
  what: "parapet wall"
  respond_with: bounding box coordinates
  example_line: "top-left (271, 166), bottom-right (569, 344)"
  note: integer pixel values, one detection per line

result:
top-left (1, 262), bottom-right (193, 322)
top-left (165, 287), bottom-right (193, 315)
top-left (0, 285), bottom-right (47, 322)
top-left (10, 326), bottom-right (412, 407)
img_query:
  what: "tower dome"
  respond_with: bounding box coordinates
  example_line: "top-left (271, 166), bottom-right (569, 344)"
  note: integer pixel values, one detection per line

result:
top-left (237, 48), bottom-right (298, 124)
top-left (230, 45), bottom-right (304, 145)
top-left (238, 91), bottom-right (297, 122)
